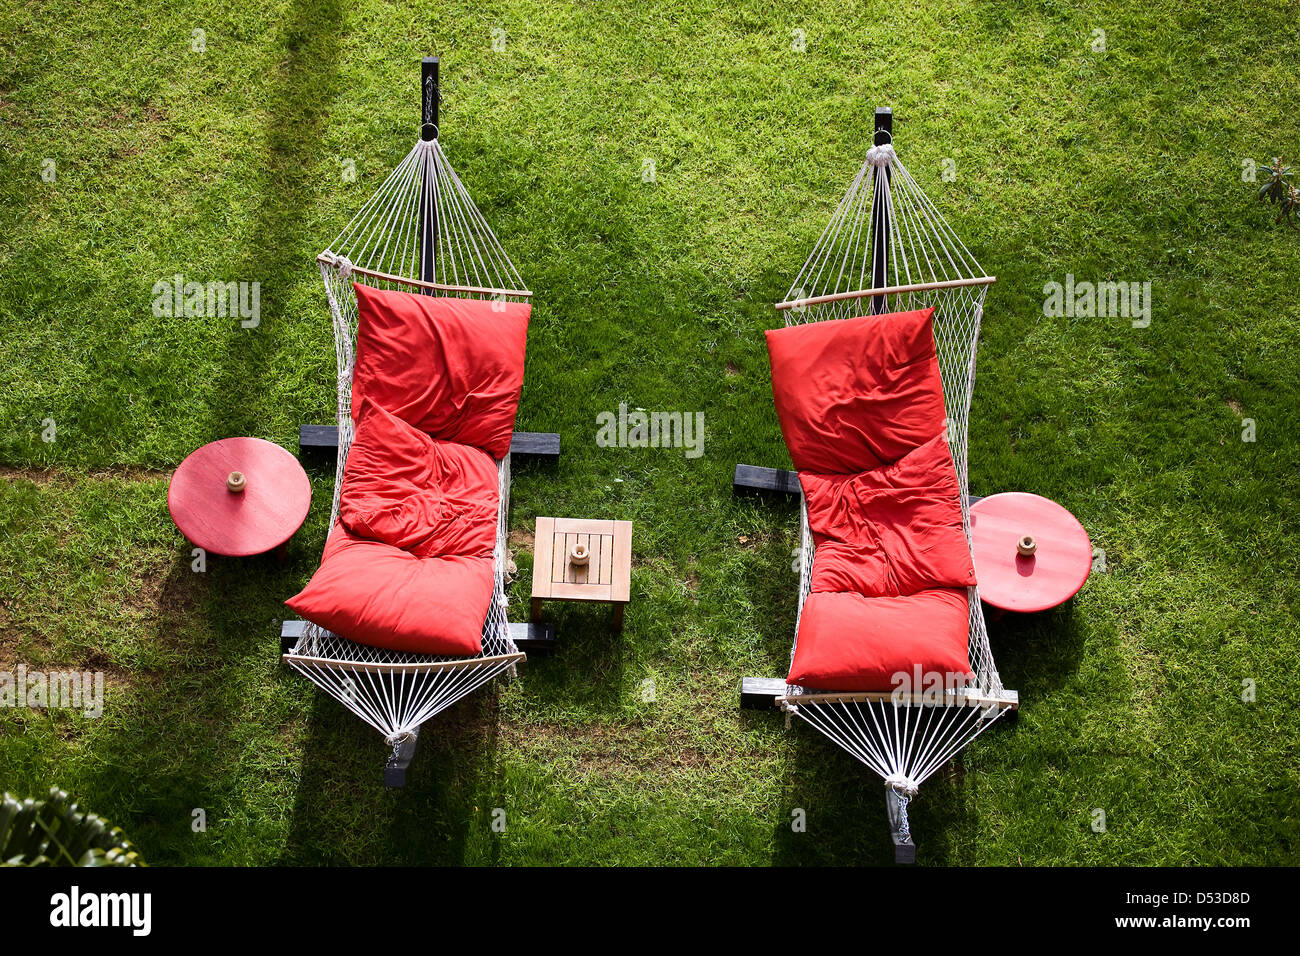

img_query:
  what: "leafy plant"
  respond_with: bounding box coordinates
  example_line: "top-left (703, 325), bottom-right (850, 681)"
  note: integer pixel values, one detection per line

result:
top-left (0, 788), bottom-right (144, 866)
top-left (1278, 184), bottom-right (1300, 228)
top-left (1257, 156), bottom-right (1293, 204)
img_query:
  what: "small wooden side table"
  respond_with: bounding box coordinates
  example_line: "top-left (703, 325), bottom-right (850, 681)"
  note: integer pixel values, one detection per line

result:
top-left (531, 517), bottom-right (632, 631)
top-left (168, 437), bottom-right (312, 559)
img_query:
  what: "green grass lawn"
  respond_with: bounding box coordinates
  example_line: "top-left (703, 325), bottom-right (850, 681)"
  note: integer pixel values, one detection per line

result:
top-left (1, 0), bottom-right (1298, 865)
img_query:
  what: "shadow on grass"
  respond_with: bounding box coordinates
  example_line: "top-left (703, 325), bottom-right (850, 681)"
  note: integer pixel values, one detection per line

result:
top-left (770, 726), bottom-right (976, 866)
top-left (273, 458), bottom-right (625, 864)
top-left (500, 460), bottom-right (629, 715)
top-left (76, 3), bottom-right (395, 862)
top-left (198, 0), bottom-right (345, 442)
top-left (762, 601), bottom-right (1081, 866)
top-left (79, 549), bottom-right (297, 863)
top-left (508, 601), bottom-right (628, 716)
top-left (986, 599), bottom-right (1087, 700)
top-left (278, 689), bottom-right (506, 866)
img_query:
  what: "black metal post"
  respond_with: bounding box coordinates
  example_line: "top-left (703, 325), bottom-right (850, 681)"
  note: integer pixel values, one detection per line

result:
top-left (384, 728), bottom-right (420, 789)
top-left (418, 56), bottom-right (439, 292)
top-left (886, 786), bottom-right (916, 864)
top-left (869, 107), bottom-right (892, 315)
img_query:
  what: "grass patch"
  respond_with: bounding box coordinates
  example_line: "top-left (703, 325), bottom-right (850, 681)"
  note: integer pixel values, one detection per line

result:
top-left (1, 0), bottom-right (1298, 864)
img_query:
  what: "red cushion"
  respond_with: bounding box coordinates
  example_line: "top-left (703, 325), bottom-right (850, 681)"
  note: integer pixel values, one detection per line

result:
top-left (787, 589), bottom-right (973, 692)
top-left (286, 525), bottom-right (493, 656)
top-left (800, 434), bottom-right (976, 598)
top-left (339, 399), bottom-right (499, 559)
top-left (765, 308), bottom-right (946, 474)
top-left (350, 283), bottom-right (529, 459)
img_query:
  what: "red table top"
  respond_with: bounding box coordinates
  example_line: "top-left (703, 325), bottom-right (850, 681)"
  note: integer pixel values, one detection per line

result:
top-left (168, 438), bottom-right (311, 556)
top-left (969, 492), bottom-right (1091, 613)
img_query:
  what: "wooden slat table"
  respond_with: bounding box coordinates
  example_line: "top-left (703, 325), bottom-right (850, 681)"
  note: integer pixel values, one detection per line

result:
top-left (531, 517), bottom-right (633, 632)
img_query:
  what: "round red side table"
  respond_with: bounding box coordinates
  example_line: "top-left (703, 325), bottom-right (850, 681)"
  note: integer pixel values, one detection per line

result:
top-left (969, 492), bottom-right (1092, 613)
top-left (168, 437), bottom-right (312, 558)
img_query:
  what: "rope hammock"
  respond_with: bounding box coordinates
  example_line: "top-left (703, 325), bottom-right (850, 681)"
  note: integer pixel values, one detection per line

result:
top-left (284, 117), bottom-right (532, 773)
top-left (776, 123), bottom-right (1018, 858)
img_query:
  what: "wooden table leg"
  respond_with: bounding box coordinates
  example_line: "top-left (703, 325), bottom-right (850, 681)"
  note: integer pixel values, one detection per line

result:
top-left (612, 601), bottom-right (625, 633)
top-left (531, 597), bottom-right (543, 622)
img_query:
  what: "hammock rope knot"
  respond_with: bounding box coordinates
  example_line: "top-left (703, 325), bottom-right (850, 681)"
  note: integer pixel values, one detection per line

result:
top-left (866, 143), bottom-right (896, 169)
top-left (885, 772), bottom-right (920, 797)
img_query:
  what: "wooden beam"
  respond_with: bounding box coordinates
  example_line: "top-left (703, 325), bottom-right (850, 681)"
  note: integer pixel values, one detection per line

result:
top-left (281, 619), bottom-right (303, 654)
top-left (317, 254), bottom-right (532, 300)
top-left (733, 463), bottom-right (800, 497)
top-left (870, 107), bottom-right (893, 317)
top-left (509, 431), bottom-right (561, 459)
top-left (510, 621), bottom-right (556, 651)
top-left (886, 786), bottom-right (917, 865)
top-left (775, 275), bottom-right (997, 311)
top-left (284, 649), bottom-right (525, 675)
top-left (779, 688), bottom-right (1019, 709)
top-left (732, 463), bottom-right (988, 507)
top-left (298, 424), bottom-right (560, 460)
top-left (281, 619), bottom-right (556, 654)
top-left (298, 424), bottom-right (341, 452)
top-left (741, 676), bottom-right (787, 709)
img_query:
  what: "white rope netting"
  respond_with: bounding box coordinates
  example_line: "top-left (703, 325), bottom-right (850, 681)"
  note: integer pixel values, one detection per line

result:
top-left (286, 135), bottom-right (532, 742)
top-left (778, 137), bottom-right (1014, 794)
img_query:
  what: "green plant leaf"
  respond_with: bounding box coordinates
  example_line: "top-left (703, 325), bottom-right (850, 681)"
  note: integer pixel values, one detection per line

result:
top-left (0, 789), bottom-right (143, 867)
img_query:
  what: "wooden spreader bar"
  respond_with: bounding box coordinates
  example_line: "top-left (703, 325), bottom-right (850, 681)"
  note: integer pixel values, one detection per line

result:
top-left (775, 275), bottom-right (996, 311)
top-left (283, 649), bottom-right (526, 676)
top-left (741, 676), bottom-right (1019, 711)
top-left (733, 463), bottom-right (800, 496)
top-left (779, 689), bottom-right (1019, 710)
top-left (280, 619), bottom-right (557, 655)
top-left (317, 253), bottom-right (533, 300)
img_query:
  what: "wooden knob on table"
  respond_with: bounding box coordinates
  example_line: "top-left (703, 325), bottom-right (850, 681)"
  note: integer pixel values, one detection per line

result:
top-left (569, 543), bottom-right (590, 567)
top-left (1016, 535), bottom-right (1037, 557)
top-left (226, 471), bottom-right (247, 493)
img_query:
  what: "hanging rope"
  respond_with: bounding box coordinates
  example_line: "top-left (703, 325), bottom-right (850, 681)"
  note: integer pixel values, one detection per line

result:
top-left (321, 137), bottom-right (531, 299)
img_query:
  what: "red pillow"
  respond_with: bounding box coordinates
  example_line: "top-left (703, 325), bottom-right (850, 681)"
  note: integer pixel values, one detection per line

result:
top-left (765, 308), bottom-right (946, 474)
top-left (339, 399), bottom-right (499, 559)
top-left (286, 525), bottom-right (493, 656)
top-left (800, 434), bottom-right (975, 598)
top-left (787, 589), bottom-right (973, 692)
top-left (350, 283), bottom-right (529, 458)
